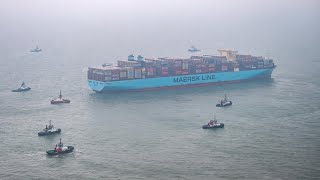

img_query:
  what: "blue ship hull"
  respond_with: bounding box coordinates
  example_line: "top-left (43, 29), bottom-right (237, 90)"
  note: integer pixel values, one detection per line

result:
top-left (88, 67), bottom-right (275, 92)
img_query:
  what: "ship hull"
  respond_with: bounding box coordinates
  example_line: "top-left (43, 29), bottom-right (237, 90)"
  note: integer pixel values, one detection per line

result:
top-left (88, 67), bottom-right (275, 92)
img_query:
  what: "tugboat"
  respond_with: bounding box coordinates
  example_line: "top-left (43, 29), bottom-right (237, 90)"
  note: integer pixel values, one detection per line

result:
top-left (46, 138), bottom-right (74, 156)
top-left (188, 46), bottom-right (201, 52)
top-left (50, 90), bottom-right (70, 104)
top-left (216, 94), bottom-right (232, 107)
top-left (38, 120), bottom-right (61, 136)
top-left (202, 114), bottom-right (224, 129)
top-left (12, 82), bottom-right (31, 92)
top-left (30, 46), bottom-right (42, 52)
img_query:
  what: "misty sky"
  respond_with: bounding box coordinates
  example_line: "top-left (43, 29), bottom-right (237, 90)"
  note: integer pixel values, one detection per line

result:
top-left (0, 0), bottom-right (319, 59)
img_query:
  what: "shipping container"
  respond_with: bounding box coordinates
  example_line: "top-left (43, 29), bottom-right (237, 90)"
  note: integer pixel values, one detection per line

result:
top-left (201, 66), bottom-right (209, 73)
top-left (103, 70), bottom-right (112, 76)
top-left (112, 76), bottom-right (120, 81)
top-left (221, 63), bottom-right (228, 71)
top-left (181, 69), bottom-right (189, 75)
top-left (120, 71), bottom-right (127, 78)
top-left (105, 76), bottom-right (112, 81)
top-left (117, 60), bottom-right (142, 68)
top-left (175, 70), bottom-right (183, 75)
top-left (208, 67), bottom-right (216, 72)
top-left (161, 71), bottom-right (169, 76)
top-left (146, 67), bottom-right (155, 76)
top-left (182, 60), bottom-right (189, 69)
top-left (126, 67), bottom-right (134, 79)
top-left (134, 68), bottom-right (142, 79)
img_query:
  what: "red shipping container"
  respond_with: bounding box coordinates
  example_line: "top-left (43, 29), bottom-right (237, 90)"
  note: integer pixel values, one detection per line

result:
top-left (161, 67), bottom-right (169, 71)
top-left (182, 69), bottom-right (189, 75)
top-left (208, 67), bottom-right (215, 72)
top-left (161, 71), bottom-right (169, 76)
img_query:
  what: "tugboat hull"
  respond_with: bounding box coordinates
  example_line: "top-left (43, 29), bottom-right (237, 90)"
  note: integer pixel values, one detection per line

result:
top-left (38, 129), bottom-right (61, 136)
top-left (202, 123), bottom-right (224, 129)
top-left (216, 101), bottom-right (232, 107)
top-left (46, 146), bottom-right (74, 155)
top-left (12, 87), bottom-right (31, 92)
top-left (50, 100), bottom-right (70, 104)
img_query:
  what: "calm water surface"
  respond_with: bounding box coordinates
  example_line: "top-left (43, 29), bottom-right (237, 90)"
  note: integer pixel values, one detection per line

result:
top-left (0, 48), bottom-right (319, 180)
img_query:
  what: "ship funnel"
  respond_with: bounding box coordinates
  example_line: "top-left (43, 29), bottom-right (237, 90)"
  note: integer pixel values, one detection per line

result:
top-left (128, 54), bottom-right (135, 61)
top-left (137, 55), bottom-right (144, 61)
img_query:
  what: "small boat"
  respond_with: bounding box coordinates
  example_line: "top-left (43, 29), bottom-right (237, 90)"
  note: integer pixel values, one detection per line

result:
top-left (12, 82), bottom-right (31, 92)
top-left (38, 120), bottom-right (61, 136)
top-left (30, 46), bottom-right (42, 52)
top-left (46, 138), bottom-right (74, 155)
top-left (50, 90), bottom-right (70, 104)
top-left (216, 94), bottom-right (232, 107)
top-left (202, 114), bottom-right (224, 129)
top-left (188, 46), bottom-right (201, 52)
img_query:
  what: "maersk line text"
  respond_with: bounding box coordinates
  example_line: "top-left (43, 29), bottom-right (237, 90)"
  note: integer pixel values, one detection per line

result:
top-left (173, 74), bottom-right (216, 83)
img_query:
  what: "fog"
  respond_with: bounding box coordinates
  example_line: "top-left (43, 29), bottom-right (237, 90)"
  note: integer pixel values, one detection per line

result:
top-left (0, 0), bottom-right (319, 60)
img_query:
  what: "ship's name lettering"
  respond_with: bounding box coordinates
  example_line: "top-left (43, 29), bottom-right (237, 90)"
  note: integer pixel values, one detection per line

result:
top-left (173, 75), bottom-right (215, 83)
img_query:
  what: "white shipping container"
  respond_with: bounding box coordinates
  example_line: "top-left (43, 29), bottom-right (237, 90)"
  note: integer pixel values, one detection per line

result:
top-left (120, 71), bottom-right (127, 78)
top-left (104, 70), bottom-right (112, 75)
top-left (134, 74), bottom-right (142, 78)
top-left (105, 76), bottom-right (112, 81)
top-left (182, 63), bottom-right (189, 69)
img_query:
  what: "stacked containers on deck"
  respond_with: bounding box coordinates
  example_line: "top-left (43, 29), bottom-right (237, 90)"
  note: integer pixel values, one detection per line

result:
top-left (127, 67), bottom-right (134, 79)
top-left (192, 59), bottom-right (203, 74)
top-left (91, 68), bottom-right (105, 81)
top-left (111, 68), bottom-right (120, 81)
top-left (212, 56), bottom-right (227, 72)
top-left (119, 68), bottom-right (128, 80)
top-left (236, 55), bottom-right (253, 70)
top-left (104, 69), bottom-right (112, 81)
top-left (221, 63), bottom-right (228, 71)
top-left (173, 59), bottom-right (183, 75)
top-left (254, 56), bottom-right (264, 69)
top-left (146, 67), bottom-right (155, 77)
top-left (227, 62), bottom-right (240, 71)
top-left (158, 58), bottom-right (169, 76)
top-left (264, 59), bottom-right (274, 68)
top-left (88, 68), bottom-right (93, 80)
top-left (134, 67), bottom-right (142, 79)
top-left (117, 60), bottom-right (141, 68)
top-left (233, 62), bottom-right (240, 71)
top-left (144, 60), bottom-right (156, 78)
top-left (205, 56), bottom-right (216, 73)
top-left (201, 64), bottom-right (209, 73)
top-left (182, 59), bottom-right (189, 75)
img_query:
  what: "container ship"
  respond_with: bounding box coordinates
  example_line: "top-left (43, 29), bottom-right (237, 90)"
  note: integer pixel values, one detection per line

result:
top-left (87, 49), bottom-right (276, 92)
